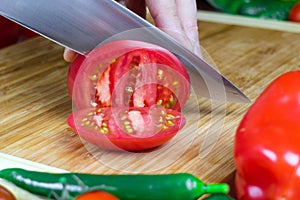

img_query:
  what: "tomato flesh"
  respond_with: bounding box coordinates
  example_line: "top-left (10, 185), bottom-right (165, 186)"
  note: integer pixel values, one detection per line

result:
top-left (68, 107), bottom-right (185, 151)
top-left (68, 40), bottom-right (190, 151)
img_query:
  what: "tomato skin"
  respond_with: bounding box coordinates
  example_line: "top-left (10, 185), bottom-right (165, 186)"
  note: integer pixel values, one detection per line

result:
top-left (67, 54), bottom-right (85, 98)
top-left (289, 2), bottom-right (300, 22)
top-left (75, 190), bottom-right (119, 200)
top-left (234, 71), bottom-right (300, 199)
top-left (67, 107), bottom-right (186, 151)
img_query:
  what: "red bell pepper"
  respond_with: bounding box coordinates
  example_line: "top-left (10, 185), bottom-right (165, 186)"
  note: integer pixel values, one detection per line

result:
top-left (234, 71), bottom-right (300, 199)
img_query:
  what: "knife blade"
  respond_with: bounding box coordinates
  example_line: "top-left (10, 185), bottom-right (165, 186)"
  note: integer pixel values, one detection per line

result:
top-left (0, 0), bottom-right (250, 103)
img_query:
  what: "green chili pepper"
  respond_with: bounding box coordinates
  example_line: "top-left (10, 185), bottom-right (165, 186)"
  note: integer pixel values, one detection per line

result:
top-left (204, 193), bottom-right (235, 200)
top-left (239, 0), bottom-right (299, 20)
top-left (0, 168), bottom-right (229, 200)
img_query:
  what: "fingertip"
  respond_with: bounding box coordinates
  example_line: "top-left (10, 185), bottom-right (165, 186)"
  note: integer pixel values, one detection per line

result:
top-left (63, 48), bottom-right (77, 62)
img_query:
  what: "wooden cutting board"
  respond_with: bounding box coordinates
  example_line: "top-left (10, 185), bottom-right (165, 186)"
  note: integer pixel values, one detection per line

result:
top-left (0, 19), bottom-right (300, 191)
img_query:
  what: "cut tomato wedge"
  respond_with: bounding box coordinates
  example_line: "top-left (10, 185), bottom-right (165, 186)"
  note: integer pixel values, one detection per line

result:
top-left (67, 107), bottom-right (186, 151)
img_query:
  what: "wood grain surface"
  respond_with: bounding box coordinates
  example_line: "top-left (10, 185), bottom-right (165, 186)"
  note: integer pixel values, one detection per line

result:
top-left (197, 10), bottom-right (300, 34)
top-left (0, 20), bottom-right (300, 195)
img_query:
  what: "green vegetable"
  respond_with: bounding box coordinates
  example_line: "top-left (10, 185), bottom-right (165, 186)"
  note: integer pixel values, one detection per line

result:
top-left (206, 0), bottom-right (246, 13)
top-left (206, 0), bottom-right (300, 20)
top-left (204, 193), bottom-right (235, 200)
top-left (239, 0), bottom-right (299, 20)
top-left (0, 168), bottom-right (229, 200)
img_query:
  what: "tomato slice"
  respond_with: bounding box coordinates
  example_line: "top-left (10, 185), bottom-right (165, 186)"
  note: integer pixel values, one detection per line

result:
top-left (68, 40), bottom-right (190, 112)
top-left (75, 191), bottom-right (119, 200)
top-left (67, 107), bottom-right (186, 151)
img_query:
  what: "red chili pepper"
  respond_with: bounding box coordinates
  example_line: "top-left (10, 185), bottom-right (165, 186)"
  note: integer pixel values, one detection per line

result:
top-left (234, 71), bottom-right (300, 199)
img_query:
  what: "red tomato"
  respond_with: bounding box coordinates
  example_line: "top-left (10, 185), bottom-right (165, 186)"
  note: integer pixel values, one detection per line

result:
top-left (68, 40), bottom-right (190, 112)
top-left (0, 16), bottom-right (37, 49)
top-left (0, 16), bottom-right (21, 48)
top-left (68, 107), bottom-right (186, 151)
top-left (0, 185), bottom-right (15, 200)
top-left (289, 2), bottom-right (300, 22)
top-left (67, 40), bottom-right (190, 151)
top-left (75, 191), bottom-right (119, 200)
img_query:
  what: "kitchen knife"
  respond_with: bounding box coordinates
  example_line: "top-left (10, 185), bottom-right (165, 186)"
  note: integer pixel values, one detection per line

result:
top-left (0, 0), bottom-right (250, 103)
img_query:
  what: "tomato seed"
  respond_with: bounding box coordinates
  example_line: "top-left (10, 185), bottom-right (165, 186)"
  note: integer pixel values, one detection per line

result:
top-left (158, 69), bottom-right (164, 80)
top-left (167, 120), bottom-right (175, 126)
top-left (157, 100), bottom-right (163, 105)
top-left (100, 129), bottom-right (108, 134)
top-left (158, 117), bottom-right (164, 123)
top-left (110, 58), bottom-right (117, 63)
top-left (90, 74), bottom-right (98, 81)
top-left (123, 121), bottom-right (130, 125)
top-left (126, 128), bottom-right (134, 134)
top-left (125, 86), bottom-right (134, 93)
top-left (81, 118), bottom-right (88, 122)
top-left (166, 114), bottom-right (175, 120)
top-left (96, 108), bottom-right (102, 113)
top-left (172, 81), bottom-right (179, 86)
top-left (91, 102), bottom-right (98, 107)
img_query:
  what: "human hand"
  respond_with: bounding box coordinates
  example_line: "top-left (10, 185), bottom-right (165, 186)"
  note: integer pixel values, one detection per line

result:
top-left (64, 0), bottom-right (201, 62)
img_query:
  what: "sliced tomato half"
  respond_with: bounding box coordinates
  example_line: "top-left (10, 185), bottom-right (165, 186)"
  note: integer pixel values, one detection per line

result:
top-left (68, 40), bottom-right (190, 112)
top-left (67, 107), bottom-right (186, 151)
top-left (68, 40), bottom-right (190, 151)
